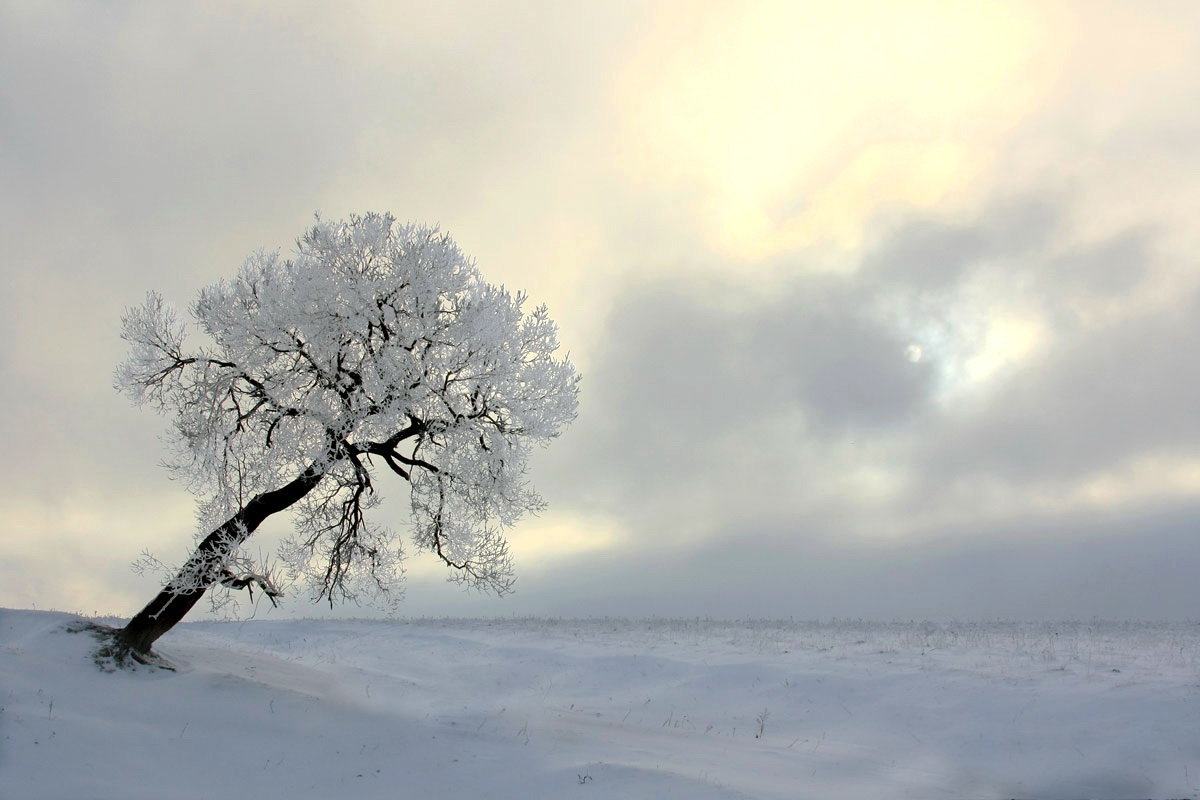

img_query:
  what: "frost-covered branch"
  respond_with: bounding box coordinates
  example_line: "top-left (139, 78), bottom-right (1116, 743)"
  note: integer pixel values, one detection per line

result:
top-left (117, 213), bottom-right (578, 641)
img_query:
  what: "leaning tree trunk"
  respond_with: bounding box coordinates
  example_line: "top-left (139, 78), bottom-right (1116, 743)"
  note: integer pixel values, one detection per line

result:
top-left (118, 466), bottom-right (325, 658)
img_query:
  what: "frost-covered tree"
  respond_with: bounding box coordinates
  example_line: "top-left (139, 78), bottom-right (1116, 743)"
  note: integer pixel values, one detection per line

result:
top-left (108, 213), bottom-right (579, 663)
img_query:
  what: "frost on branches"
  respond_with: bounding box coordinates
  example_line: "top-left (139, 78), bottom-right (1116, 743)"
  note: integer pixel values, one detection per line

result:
top-left (111, 213), bottom-right (579, 659)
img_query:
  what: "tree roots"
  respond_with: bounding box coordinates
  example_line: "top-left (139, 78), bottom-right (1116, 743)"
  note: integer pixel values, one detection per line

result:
top-left (68, 621), bottom-right (177, 672)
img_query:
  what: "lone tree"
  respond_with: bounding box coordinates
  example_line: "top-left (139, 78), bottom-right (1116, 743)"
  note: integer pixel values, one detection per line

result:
top-left (106, 213), bottom-right (579, 664)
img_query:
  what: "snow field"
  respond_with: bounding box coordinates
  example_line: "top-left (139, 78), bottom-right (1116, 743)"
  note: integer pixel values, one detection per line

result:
top-left (2, 610), bottom-right (1198, 799)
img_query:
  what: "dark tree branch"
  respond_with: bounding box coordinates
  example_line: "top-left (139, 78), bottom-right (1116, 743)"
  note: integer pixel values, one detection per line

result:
top-left (117, 462), bottom-right (327, 658)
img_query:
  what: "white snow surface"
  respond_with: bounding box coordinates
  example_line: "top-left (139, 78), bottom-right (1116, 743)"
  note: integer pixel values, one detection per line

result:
top-left (2, 609), bottom-right (1198, 799)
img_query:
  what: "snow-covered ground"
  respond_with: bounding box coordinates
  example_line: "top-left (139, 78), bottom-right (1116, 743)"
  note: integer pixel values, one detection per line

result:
top-left (2, 610), bottom-right (1198, 799)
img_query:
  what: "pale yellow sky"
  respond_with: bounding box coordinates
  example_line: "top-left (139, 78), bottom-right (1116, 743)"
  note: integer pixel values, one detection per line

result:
top-left (618, 1), bottom-right (1050, 260)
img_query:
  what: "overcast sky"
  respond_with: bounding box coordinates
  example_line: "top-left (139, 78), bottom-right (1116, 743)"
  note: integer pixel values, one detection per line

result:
top-left (3, 1), bottom-right (1199, 621)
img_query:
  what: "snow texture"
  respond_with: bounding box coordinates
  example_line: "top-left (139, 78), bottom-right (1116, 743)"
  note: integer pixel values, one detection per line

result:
top-left (2, 609), bottom-right (1198, 799)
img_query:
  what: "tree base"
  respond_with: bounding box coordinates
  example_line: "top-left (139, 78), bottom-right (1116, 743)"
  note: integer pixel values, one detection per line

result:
top-left (68, 621), bottom-right (177, 672)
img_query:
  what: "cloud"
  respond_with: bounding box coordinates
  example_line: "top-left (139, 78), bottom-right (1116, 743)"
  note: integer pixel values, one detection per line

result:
top-left (534, 187), bottom-right (1200, 622)
top-left (393, 486), bottom-right (1200, 621)
top-left (492, 498), bottom-right (1200, 620)
top-left (860, 198), bottom-right (1062, 291)
top-left (540, 268), bottom-right (933, 538)
top-left (916, 289), bottom-right (1200, 486)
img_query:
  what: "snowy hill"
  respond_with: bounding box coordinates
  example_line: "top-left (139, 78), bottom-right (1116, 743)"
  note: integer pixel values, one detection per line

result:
top-left (1, 609), bottom-right (1197, 799)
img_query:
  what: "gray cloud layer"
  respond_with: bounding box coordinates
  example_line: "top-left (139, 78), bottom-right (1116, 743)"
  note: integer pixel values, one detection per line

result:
top-left (508, 192), bottom-right (1200, 620)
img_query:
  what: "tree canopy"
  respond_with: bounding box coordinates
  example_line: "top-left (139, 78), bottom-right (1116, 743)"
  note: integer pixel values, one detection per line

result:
top-left (117, 212), bottom-right (579, 621)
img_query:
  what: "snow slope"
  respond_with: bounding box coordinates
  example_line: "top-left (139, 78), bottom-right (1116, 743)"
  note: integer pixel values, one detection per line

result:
top-left (1, 610), bottom-right (1197, 799)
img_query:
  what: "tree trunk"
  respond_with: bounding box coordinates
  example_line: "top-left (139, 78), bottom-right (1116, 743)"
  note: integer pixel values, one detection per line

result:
top-left (118, 465), bottom-right (325, 658)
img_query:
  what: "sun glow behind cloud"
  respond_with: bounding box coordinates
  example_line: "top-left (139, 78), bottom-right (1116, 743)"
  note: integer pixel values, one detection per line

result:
top-left (962, 314), bottom-right (1045, 386)
top-left (618, 0), bottom-right (1046, 260)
